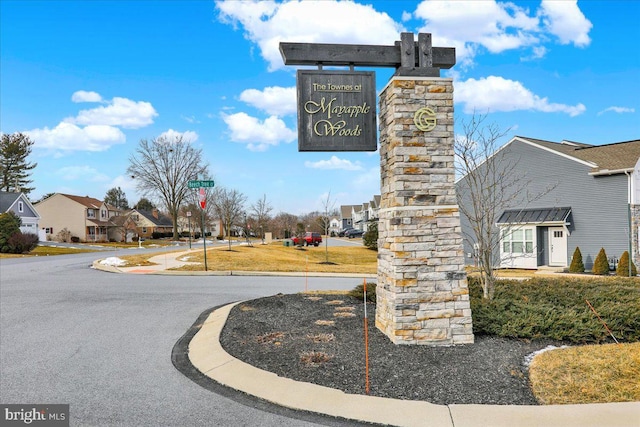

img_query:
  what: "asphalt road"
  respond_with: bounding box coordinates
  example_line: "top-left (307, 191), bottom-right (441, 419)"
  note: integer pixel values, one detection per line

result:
top-left (0, 249), bottom-right (367, 426)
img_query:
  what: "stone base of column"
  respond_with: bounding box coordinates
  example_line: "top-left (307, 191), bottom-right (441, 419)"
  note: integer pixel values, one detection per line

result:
top-left (375, 76), bottom-right (474, 346)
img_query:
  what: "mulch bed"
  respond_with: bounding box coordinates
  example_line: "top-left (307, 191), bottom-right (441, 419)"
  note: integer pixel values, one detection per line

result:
top-left (220, 293), bottom-right (563, 405)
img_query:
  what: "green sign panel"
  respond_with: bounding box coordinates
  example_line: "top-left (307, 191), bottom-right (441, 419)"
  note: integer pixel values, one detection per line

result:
top-left (188, 180), bottom-right (215, 189)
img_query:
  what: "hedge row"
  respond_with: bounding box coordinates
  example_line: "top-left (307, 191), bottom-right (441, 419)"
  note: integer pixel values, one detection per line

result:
top-left (469, 276), bottom-right (640, 344)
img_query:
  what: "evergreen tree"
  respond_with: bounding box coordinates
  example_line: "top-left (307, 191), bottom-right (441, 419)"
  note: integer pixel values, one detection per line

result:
top-left (135, 197), bottom-right (154, 211)
top-left (591, 248), bottom-right (610, 275)
top-left (0, 211), bottom-right (21, 253)
top-left (616, 251), bottom-right (637, 277)
top-left (0, 133), bottom-right (37, 194)
top-left (568, 246), bottom-right (585, 273)
top-left (104, 187), bottom-right (129, 209)
top-left (363, 220), bottom-right (378, 250)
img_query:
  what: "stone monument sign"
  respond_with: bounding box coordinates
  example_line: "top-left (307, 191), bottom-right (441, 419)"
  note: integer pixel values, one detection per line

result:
top-left (281, 33), bottom-right (474, 345)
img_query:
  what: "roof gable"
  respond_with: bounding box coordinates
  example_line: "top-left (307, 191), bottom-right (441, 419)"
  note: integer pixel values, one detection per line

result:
top-left (515, 136), bottom-right (640, 174)
top-left (0, 191), bottom-right (20, 212)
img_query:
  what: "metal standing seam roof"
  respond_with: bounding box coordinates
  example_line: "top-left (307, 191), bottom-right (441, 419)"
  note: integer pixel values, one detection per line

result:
top-left (497, 207), bottom-right (572, 225)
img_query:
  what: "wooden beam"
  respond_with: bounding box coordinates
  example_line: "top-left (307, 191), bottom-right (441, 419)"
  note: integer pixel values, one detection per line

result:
top-left (279, 42), bottom-right (455, 69)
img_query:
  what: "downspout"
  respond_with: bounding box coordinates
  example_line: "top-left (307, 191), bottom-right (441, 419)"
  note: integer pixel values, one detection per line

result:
top-left (625, 171), bottom-right (633, 277)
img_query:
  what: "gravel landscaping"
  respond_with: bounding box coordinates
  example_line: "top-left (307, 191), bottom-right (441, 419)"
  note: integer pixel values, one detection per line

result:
top-left (220, 293), bottom-right (566, 405)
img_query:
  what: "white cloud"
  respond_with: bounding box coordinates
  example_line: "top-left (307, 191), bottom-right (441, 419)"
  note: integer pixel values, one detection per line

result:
top-left (181, 115), bottom-right (200, 124)
top-left (71, 90), bottom-right (103, 103)
top-left (158, 129), bottom-right (199, 142)
top-left (26, 122), bottom-right (126, 152)
top-left (412, 0), bottom-right (592, 66)
top-left (65, 96), bottom-right (158, 129)
top-left (56, 165), bottom-right (110, 182)
top-left (305, 156), bottom-right (363, 171)
top-left (414, 0), bottom-right (540, 66)
top-left (539, 0), bottom-right (592, 47)
top-left (216, 0), bottom-right (404, 71)
top-left (597, 106), bottom-right (635, 116)
top-left (239, 86), bottom-right (296, 116)
top-left (456, 76), bottom-right (586, 117)
top-left (222, 112), bottom-right (296, 151)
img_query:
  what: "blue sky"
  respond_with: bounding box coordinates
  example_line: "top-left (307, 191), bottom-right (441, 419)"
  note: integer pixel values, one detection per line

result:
top-left (1, 0), bottom-right (638, 214)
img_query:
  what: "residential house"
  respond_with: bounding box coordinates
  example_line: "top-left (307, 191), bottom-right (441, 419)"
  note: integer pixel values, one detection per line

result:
top-left (352, 203), bottom-right (369, 231)
top-left (35, 193), bottom-right (122, 242)
top-left (456, 136), bottom-right (640, 271)
top-left (176, 210), bottom-right (223, 238)
top-left (329, 217), bottom-right (340, 235)
top-left (339, 205), bottom-right (359, 230)
top-left (0, 191), bottom-right (40, 236)
top-left (127, 208), bottom-right (174, 239)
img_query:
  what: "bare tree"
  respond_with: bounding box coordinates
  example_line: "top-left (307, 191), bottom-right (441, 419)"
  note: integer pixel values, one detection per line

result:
top-left (127, 135), bottom-right (208, 240)
top-left (272, 212), bottom-right (298, 239)
top-left (251, 194), bottom-right (272, 243)
top-left (455, 113), bottom-right (554, 299)
top-left (212, 187), bottom-right (247, 251)
top-left (319, 191), bottom-right (336, 262)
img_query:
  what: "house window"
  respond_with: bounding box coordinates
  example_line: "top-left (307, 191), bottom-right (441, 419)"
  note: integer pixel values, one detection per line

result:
top-left (18, 201), bottom-right (24, 213)
top-left (142, 227), bottom-right (147, 233)
top-left (45, 227), bottom-right (53, 234)
top-left (502, 228), bottom-right (534, 254)
top-left (87, 209), bottom-right (95, 218)
top-left (101, 209), bottom-right (107, 219)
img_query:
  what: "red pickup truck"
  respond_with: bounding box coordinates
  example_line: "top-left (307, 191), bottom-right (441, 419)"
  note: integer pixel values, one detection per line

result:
top-left (292, 232), bottom-right (322, 246)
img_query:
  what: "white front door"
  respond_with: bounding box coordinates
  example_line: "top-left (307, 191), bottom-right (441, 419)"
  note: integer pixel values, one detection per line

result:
top-left (549, 227), bottom-right (568, 266)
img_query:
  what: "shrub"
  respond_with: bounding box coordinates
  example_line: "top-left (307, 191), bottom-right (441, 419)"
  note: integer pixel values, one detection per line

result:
top-left (592, 248), bottom-right (610, 275)
top-left (616, 251), bottom-right (637, 277)
top-left (363, 221), bottom-right (378, 251)
top-left (469, 276), bottom-right (640, 344)
top-left (0, 211), bottom-right (21, 253)
top-left (55, 228), bottom-right (72, 243)
top-left (569, 246), bottom-right (585, 273)
top-left (70, 236), bottom-right (80, 243)
top-left (348, 282), bottom-right (376, 303)
top-left (7, 232), bottom-right (39, 253)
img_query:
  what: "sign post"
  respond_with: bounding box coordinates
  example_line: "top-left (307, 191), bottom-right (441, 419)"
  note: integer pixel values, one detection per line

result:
top-left (188, 180), bottom-right (215, 271)
top-left (187, 211), bottom-right (192, 249)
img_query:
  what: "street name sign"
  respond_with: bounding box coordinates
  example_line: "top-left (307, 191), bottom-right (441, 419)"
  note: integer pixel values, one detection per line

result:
top-left (188, 180), bottom-right (215, 189)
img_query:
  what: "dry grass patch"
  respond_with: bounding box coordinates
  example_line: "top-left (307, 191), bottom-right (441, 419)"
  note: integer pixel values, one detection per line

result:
top-left (171, 242), bottom-right (377, 273)
top-left (256, 332), bottom-right (285, 345)
top-left (307, 333), bottom-right (335, 343)
top-left (333, 311), bottom-right (356, 318)
top-left (334, 306), bottom-right (355, 312)
top-left (529, 342), bottom-right (640, 404)
top-left (300, 351), bottom-right (333, 367)
top-left (325, 300), bottom-right (344, 305)
top-left (238, 304), bottom-right (255, 312)
top-left (314, 320), bottom-right (335, 326)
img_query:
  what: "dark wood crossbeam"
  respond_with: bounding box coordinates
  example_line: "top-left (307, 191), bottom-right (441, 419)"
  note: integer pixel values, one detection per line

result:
top-left (279, 32), bottom-right (455, 76)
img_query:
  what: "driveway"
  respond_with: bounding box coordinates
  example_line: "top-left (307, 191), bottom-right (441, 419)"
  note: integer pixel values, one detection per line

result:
top-left (0, 252), bottom-right (364, 426)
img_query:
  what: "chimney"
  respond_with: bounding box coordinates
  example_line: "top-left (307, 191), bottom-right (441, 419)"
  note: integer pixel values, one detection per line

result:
top-left (152, 208), bottom-right (159, 219)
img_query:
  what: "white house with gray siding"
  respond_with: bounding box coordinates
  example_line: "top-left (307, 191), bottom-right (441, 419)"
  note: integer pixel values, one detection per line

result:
top-left (0, 191), bottom-right (40, 236)
top-left (457, 136), bottom-right (640, 271)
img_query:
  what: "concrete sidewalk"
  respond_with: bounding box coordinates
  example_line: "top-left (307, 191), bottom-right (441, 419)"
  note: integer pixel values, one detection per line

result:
top-left (189, 303), bottom-right (640, 427)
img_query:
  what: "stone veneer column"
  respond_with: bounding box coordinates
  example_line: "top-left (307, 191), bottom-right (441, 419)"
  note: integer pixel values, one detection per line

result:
top-left (375, 76), bottom-right (474, 345)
